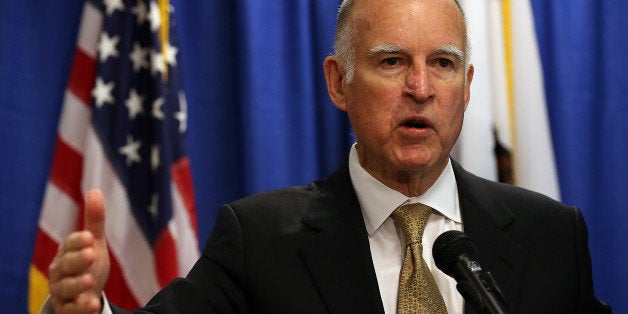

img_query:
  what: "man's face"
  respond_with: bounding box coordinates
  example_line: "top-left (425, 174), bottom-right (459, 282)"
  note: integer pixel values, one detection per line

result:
top-left (328, 0), bottom-right (473, 191)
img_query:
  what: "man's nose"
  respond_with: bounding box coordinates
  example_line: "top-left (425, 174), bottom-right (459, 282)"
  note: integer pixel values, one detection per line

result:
top-left (404, 66), bottom-right (434, 102)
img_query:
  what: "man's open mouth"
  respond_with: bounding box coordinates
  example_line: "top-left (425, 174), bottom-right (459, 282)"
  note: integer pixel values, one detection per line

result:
top-left (403, 120), bottom-right (429, 129)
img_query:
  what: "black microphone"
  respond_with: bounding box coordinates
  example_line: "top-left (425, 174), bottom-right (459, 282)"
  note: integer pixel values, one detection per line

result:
top-left (432, 230), bottom-right (508, 314)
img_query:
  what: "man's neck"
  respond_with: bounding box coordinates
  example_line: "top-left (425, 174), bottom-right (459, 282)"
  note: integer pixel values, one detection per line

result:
top-left (358, 159), bottom-right (447, 198)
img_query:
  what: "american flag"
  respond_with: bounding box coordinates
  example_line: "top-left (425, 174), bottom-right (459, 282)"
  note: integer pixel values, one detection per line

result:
top-left (29, 0), bottom-right (199, 312)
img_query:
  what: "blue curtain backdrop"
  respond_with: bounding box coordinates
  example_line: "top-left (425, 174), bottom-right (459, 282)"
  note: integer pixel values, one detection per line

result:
top-left (0, 1), bottom-right (625, 313)
top-left (531, 1), bottom-right (628, 312)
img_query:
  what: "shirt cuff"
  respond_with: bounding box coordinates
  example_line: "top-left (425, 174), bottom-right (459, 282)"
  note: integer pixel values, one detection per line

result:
top-left (101, 292), bottom-right (113, 314)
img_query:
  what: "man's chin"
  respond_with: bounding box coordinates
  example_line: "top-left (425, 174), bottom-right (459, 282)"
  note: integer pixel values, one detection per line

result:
top-left (393, 148), bottom-right (438, 168)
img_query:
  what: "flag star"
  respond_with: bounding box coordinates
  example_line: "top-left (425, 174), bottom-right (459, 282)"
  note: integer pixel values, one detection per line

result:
top-left (152, 97), bottom-right (165, 120)
top-left (92, 77), bottom-right (115, 108)
top-left (164, 43), bottom-right (178, 67)
top-left (129, 43), bottom-right (148, 72)
top-left (98, 32), bottom-right (120, 62)
top-left (131, 0), bottom-right (148, 25)
top-left (175, 92), bottom-right (187, 133)
top-left (103, 0), bottom-right (125, 15)
top-left (125, 89), bottom-right (144, 119)
top-left (150, 50), bottom-right (165, 76)
top-left (118, 135), bottom-right (142, 166)
top-left (151, 145), bottom-right (160, 172)
top-left (148, 1), bottom-right (161, 32)
top-left (148, 194), bottom-right (159, 219)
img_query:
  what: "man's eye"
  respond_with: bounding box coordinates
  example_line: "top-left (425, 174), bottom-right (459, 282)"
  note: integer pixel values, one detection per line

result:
top-left (436, 58), bottom-right (453, 68)
top-left (382, 58), bottom-right (399, 66)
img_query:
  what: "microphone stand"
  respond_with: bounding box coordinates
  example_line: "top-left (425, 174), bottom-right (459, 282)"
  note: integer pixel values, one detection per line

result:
top-left (452, 254), bottom-right (508, 314)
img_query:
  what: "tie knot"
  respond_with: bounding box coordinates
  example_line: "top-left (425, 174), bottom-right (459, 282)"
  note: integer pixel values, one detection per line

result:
top-left (391, 203), bottom-right (433, 244)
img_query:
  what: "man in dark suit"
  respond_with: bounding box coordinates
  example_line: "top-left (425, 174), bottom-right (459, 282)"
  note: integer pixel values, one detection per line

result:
top-left (47, 0), bottom-right (610, 313)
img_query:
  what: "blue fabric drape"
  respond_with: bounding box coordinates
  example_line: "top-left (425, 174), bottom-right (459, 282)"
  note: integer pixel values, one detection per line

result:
top-left (0, 0), bottom-right (85, 307)
top-left (0, 0), bottom-right (625, 312)
top-left (532, 1), bottom-right (628, 312)
top-left (171, 0), bottom-right (352, 242)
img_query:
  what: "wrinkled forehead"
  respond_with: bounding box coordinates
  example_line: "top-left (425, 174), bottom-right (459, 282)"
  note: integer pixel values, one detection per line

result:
top-left (342, 0), bottom-right (466, 21)
top-left (350, 0), bottom-right (467, 53)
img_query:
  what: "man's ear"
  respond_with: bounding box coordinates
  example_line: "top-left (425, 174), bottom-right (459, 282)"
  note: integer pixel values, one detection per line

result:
top-left (463, 63), bottom-right (474, 111)
top-left (323, 56), bottom-right (347, 112)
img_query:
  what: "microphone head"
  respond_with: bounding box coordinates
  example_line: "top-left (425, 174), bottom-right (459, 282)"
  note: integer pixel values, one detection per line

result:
top-left (432, 230), bottom-right (478, 277)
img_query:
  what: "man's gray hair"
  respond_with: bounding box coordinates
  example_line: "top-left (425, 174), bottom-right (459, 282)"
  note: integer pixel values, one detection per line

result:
top-left (333, 0), bottom-right (471, 83)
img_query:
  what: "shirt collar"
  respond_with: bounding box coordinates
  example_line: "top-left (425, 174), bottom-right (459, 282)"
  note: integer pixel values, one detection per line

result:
top-left (348, 144), bottom-right (461, 235)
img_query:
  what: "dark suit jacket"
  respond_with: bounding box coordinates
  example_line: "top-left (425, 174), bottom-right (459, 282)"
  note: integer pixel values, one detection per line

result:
top-left (124, 160), bottom-right (609, 313)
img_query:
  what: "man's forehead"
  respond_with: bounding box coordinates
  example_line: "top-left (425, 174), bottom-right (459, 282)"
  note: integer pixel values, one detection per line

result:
top-left (351, 0), bottom-right (464, 16)
top-left (352, 0), bottom-right (465, 30)
top-left (351, 0), bottom-right (467, 53)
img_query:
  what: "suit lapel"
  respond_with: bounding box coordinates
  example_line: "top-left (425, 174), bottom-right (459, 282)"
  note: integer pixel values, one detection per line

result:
top-left (298, 162), bottom-right (385, 314)
top-left (453, 161), bottom-right (524, 313)
top-left (295, 160), bottom-right (525, 313)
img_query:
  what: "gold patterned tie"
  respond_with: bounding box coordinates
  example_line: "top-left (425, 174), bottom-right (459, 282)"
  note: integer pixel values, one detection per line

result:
top-left (391, 203), bottom-right (448, 313)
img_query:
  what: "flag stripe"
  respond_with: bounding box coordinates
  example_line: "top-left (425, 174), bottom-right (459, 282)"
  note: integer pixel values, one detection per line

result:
top-left (28, 265), bottom-right (49, 314)
top-left (509, 0), bottom-right (560, 199)
top-left (488, 1), bottom-right (511, 149)
top-left (171, 157), bottom-right (198, 232)
top-left (39, 183), bottom-right (79, 244)
top-left (452, 0), bottom-right (498, 180)
top-left (67, 48), bottom-right (97, 105)
top-left (58, 91), bottom-right (91, 153)
top-left (104, 252), bottom-right (140, 310)
top-left (75, 1), bottom-right (101, 57)
top-left (170, 165), bottom-right (201, 275)
top-left (31, 229), bottom-right (59, 276)
top-left (68, 1), bottom-right (100, 104)
top-left (154, 229), bottom-right (179, 287)
top-left (501, 0), bottom-right (517, 157)
top-left (49, 137), bottom-right (84, 205)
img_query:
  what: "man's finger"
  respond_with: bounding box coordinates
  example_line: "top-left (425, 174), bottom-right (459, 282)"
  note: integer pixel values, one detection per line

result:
top-left (49, 247), bottom-right (96, 282)
top-left (52, 291), bottom-right (101, 314)
top-left (50, 273), bottom-right (95, 301)
top-left (57, 231), bottom-right (94, 254)
top-left (84, 189), bottom-right (106, 240)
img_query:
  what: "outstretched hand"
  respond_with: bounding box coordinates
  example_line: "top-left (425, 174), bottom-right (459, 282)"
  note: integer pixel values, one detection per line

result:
top-left (48, 189), bottom-right (111, 314)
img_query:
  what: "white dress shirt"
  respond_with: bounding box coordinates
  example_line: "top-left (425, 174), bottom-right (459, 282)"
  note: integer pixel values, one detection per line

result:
top-left (348, 144), bottom-right (464, 313)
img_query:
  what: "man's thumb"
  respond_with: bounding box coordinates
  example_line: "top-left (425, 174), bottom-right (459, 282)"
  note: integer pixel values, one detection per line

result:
top-left (84, 189), bottom-right (106, 240)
